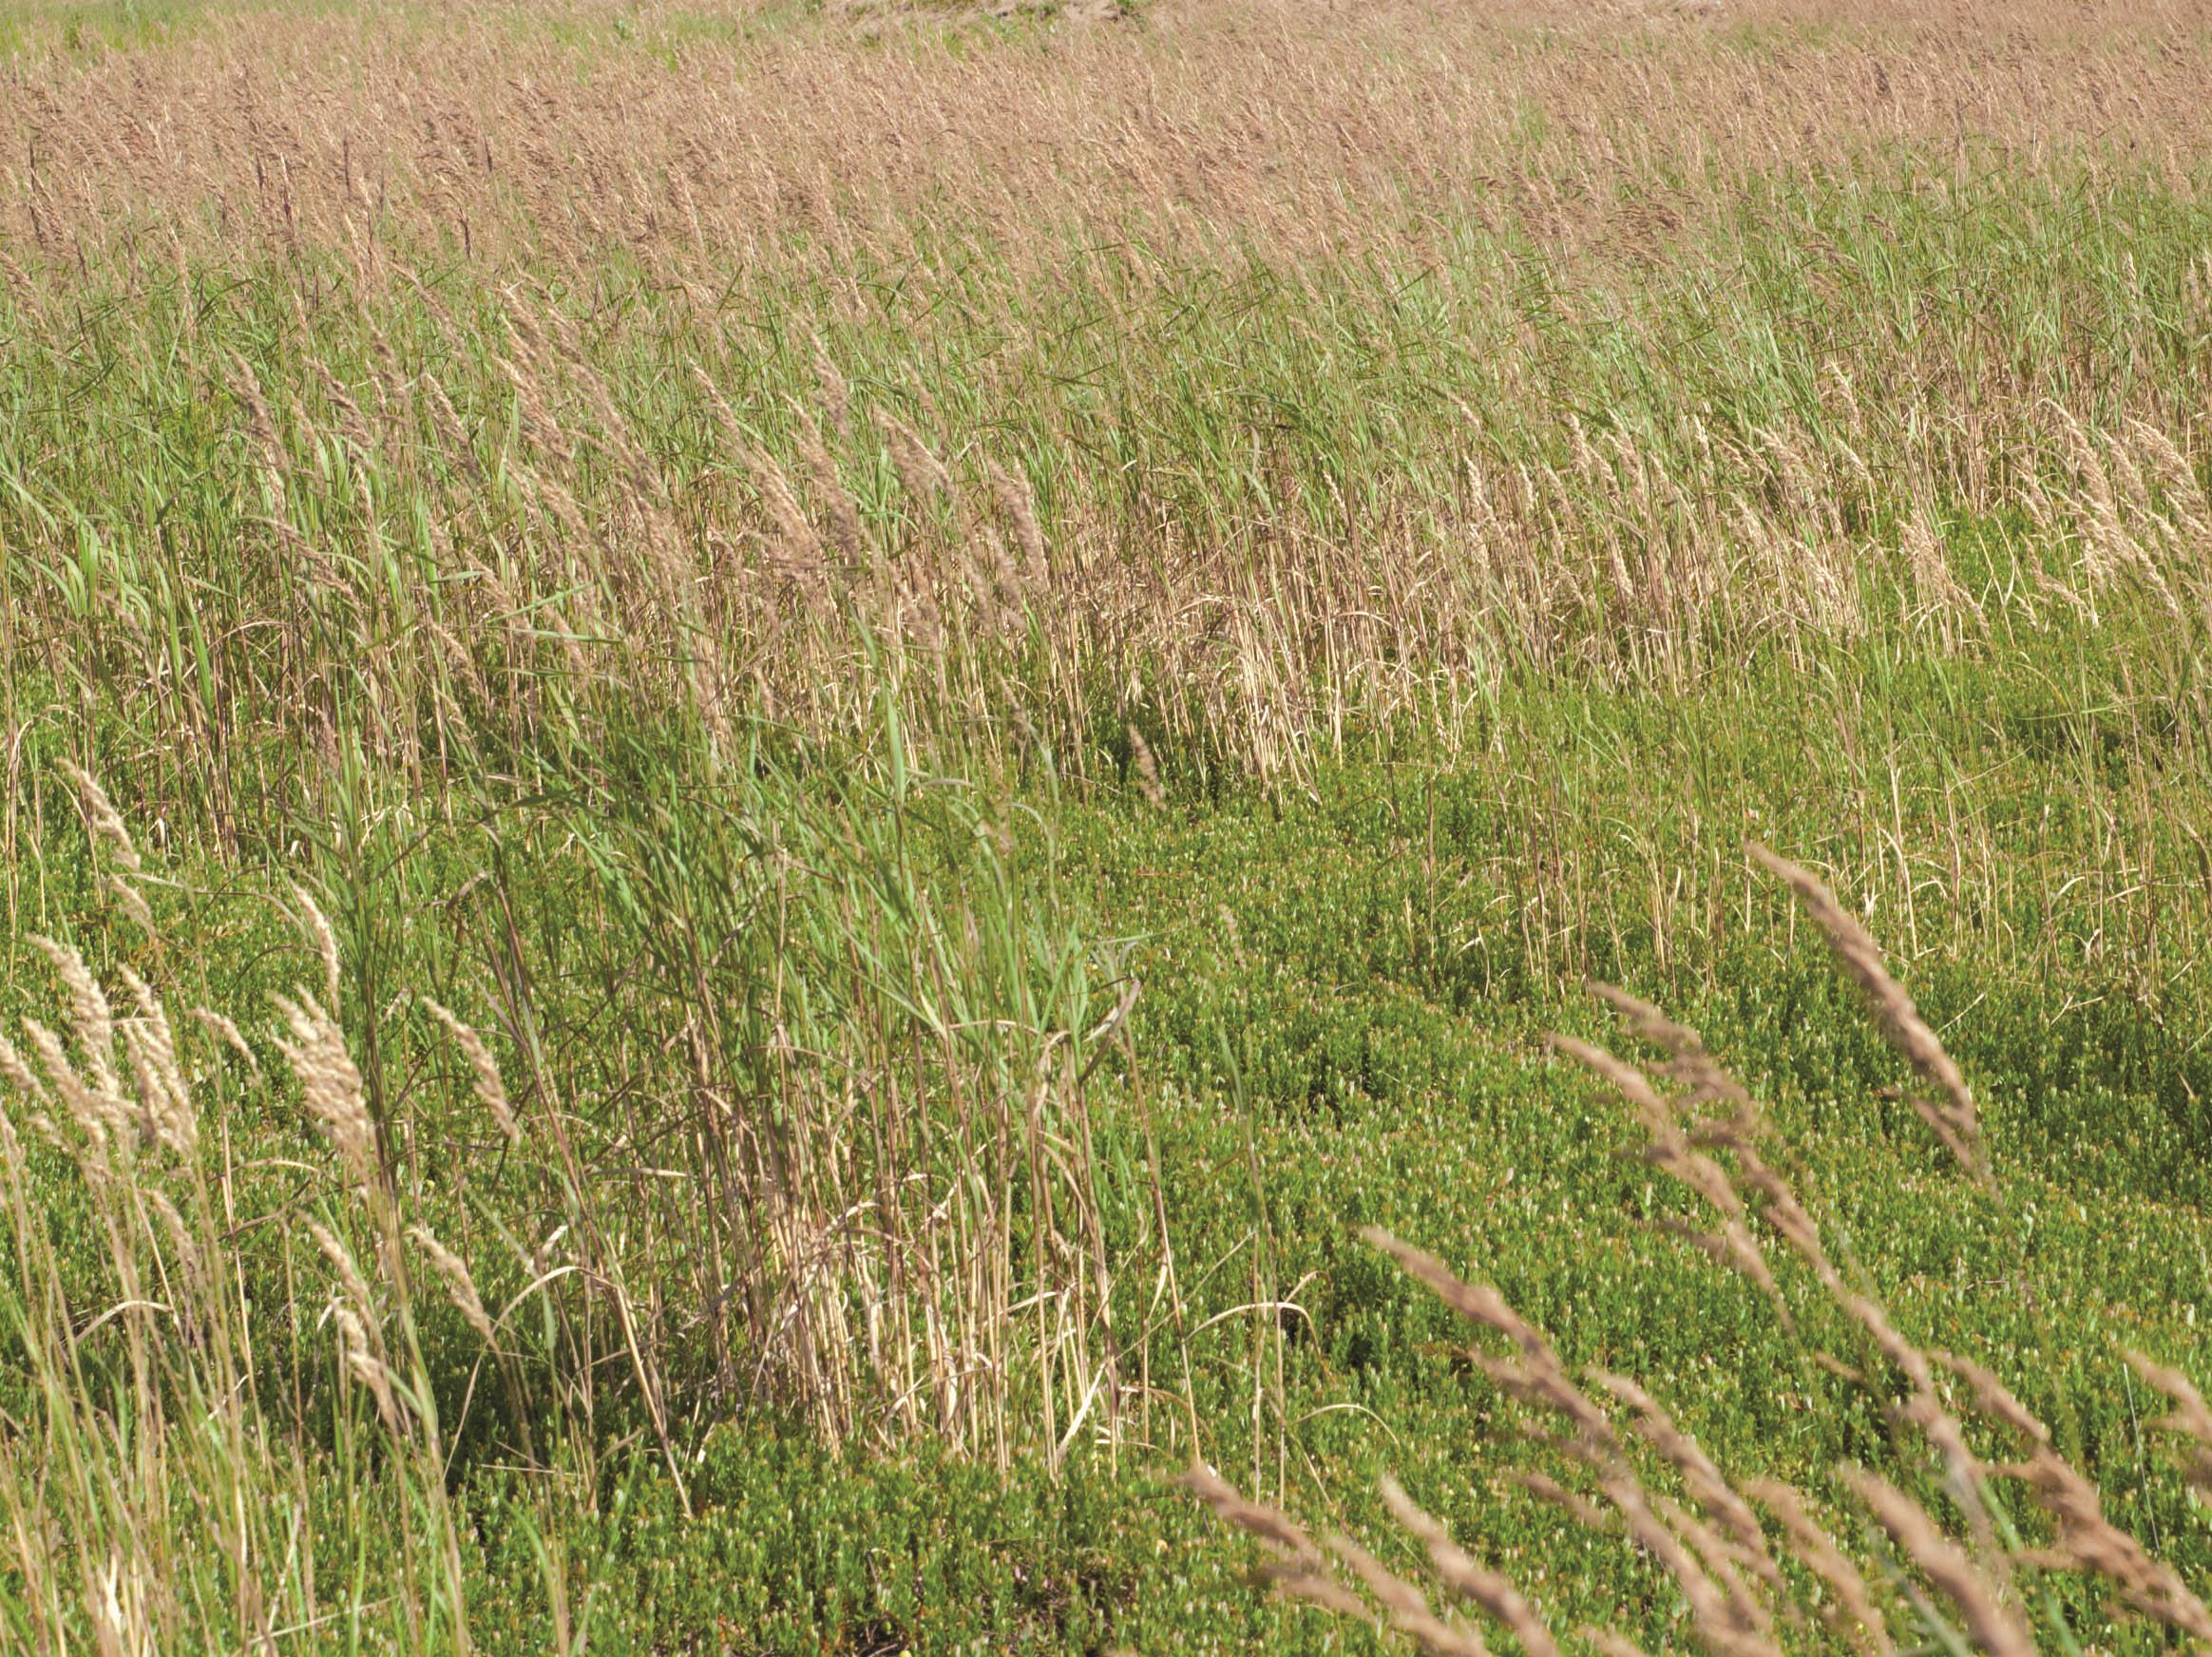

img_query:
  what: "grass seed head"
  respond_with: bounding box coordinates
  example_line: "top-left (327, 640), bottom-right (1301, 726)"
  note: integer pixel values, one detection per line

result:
top-left (409, 1224), bottom-right (496, 1345)
top-left (1837, 1466), bottom-right (2031, 1657)
top-left (1748, 844), bottom-right (1986, 1184)
top-left (422, 999), bottom-right (520, 1145)
top-left (273, 993), bottom-right (377, 1189)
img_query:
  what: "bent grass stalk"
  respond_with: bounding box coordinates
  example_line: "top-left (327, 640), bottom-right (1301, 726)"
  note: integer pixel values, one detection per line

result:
top-left (1191, 844), bottom-right (2212, 1657)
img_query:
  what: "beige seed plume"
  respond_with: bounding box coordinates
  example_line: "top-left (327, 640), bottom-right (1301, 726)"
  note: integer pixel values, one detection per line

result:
top-left (192, 1007), bottom-right (261, 1077)
top-left (1580, 1630), bottom-right (1654, 1657)
top-left (876, 408), bottom-right (950, 503)
top-left (1550, 1032), bottom-right (1761, 1238)
top-left (331, 1301), bottom-right (404, 1433)
top-left (1362, 1226), bottom-right (1619, 1454)
top-left (24, 1017), bottom-right (128, 1146)
top-left (1742, 1478), bottom-right (1893, 1657)
top-left (1837, 1466), bottom-right (2031, 1657)
top-left (410, 1224), bottom-right (496, 1344)
top-left (291, 886), bottom-right (344, 1011)
top-left (1327, 1530), bottom-right (1490, 1657)
top-left (2124, 1349), bottom-right (2212, 1453)
top-left (1178, 1463), bottom-right (1329, 1568)
top-left (1933, 1351), bottom-right (2049, 1445)
top-left (790, 400), bottom-right (863, 563)
top-left (1588, 981), bottom-right (1752, 1118)
top-left (309, 1220), bottom-right (377, 1318)
top-left (104, 876), bottom-right (155, 933)
top-left (810, 336), bottom-right (849, 437)
top-left (56, 760), bottom-right (142, 873)
top-left (1509, 1471), bottom-right (1615, 1533)
top-left (146, 1188), bottom-right (204, 1286)
top-left (0, 1032), bottom-right (51, 1110)
top-left (989, 460), bottom-right (1049, 585)
top-left (273, 993), bottom-right (377, 1188)
top-left (2006, 1449), bottom-right (2212, 1639)
top-left (117, 964), bottom-right (195, 1156)
top-left (1962, 1351), bottom-right (2212, 1635)
top-left (421, 1000), bottom-right (521, 1144)
top-left (1588, 1371), bottom-right (1781, 1596)
top-left (1380, 1476), bottom-right (1560, 1657)
top-left (1127, 726), bottom-right (1165, 809)
top-left (1748, 845), bottom-right (1987, 1184)
top-left (31, 937), bottom-right (120, 1101)
top-left (1544, 1027), bottom-right (1789, 1319)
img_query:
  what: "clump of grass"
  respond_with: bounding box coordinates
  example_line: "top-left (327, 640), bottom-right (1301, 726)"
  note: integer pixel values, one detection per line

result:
top-left (0, 757), bottom-right (1172, 1646)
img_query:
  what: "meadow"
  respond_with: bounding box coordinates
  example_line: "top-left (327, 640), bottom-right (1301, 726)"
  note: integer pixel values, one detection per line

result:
top-left (8, 0), bottom-right (2212, 1649)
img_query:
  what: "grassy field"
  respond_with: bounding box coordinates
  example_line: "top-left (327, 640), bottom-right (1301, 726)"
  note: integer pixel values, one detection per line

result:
top-left (9, 0), bottom-right (2212, 1650)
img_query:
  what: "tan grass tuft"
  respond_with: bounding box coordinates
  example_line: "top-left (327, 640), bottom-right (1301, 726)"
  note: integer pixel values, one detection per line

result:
top-left (308, 1220), bottom-right (377, 1322)
top-left (1742, 1478), bottom-right (1894, 1657)
top-left (1127, 726), bottom-right (1165, 809)
top-left (291, 886), bottom-right (345, 1013)
top-left (191, 1007), bottom-right (261, 1078)
top-left (1327, 1530), bottom-right (1491, 1657)
top-left (1379, 1476), bottom-right (1561, 1657)
top-left (56, 761), bottom-right (143, 873)
top-left (30, 937), bottom-right (122, 1102)
top-left (331, 1300), bottom-right (405, 1434)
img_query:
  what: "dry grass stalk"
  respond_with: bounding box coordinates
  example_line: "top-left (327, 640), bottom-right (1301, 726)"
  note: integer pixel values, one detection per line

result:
top-left (291, 886), bottom-right (345, 1013)
top-left (1746, 844), bottom-right (1987, 1184)
top-left (1741, 1478), bottom-right (1894, 1657)
top-left (1328, 1531), bottom-right (1492, 1657)
top-left (421, 1000), bottom-right (521, 1145)
top-left (2124, 1349), bottom-right (2212, 1493)
top-left (272, 992), bottom-right (378, 1189)
top-left (1379, 1476), bottom-right (1561, 1657)
top-left (1359, 1227), bottom-right (1617, 1455)
top-left (190, 1007), bottom-right (261, 1077)
top-left (1836, 1466), bottom-right (2032, 1657)
top-left (1585, 981), bottom-right (1751, 1120)
top-left (331, 1300), bottom-right (406, 1434)
top-left (410, 1225), bottom-right (497, 1345)
top-left (1177, 1465), bottom-right (1363, 1616)
top-left (1127, 727), bottom-right (1165, 809)
top-left (1200, 867), bottom-right (2212, 1657)
top-left (56, 760), bottom-right (142, 873)
top-left (1551, 1026), bottom-right (1783, 1313)
top-left (1588, 1372), bottom-right (1783, 1601)
top-left (30, 938), bottom-right (121, 1105)
top-left (308, 1219), bottom-right (378, 1322)
top-left (1936, 1351), bottom-right (2212, 1639)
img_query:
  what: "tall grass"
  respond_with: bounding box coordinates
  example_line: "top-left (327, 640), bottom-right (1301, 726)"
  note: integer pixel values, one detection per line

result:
top-left (0, 735), bottom-right (1166, 1647)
